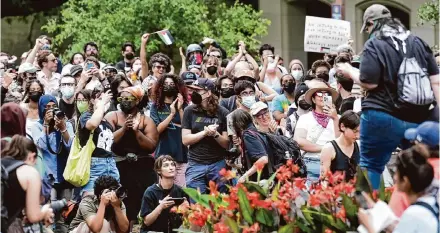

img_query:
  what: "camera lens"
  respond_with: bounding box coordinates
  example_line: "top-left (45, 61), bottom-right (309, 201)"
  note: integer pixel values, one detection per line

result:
top-left (53, 108), bottom-right (65, 119)
top-left (115, 186), bottom-right (127, 199)
top-left (50, 199), bottom-right (67, 213)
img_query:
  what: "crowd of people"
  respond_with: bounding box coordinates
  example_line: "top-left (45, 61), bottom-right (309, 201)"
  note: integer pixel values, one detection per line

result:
top-left (1, 3), bottom-right (440, 233)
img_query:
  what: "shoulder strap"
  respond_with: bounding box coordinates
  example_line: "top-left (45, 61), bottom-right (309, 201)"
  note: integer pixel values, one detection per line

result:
top-left (413, 199), bottom-right (440, 221)
top-left (1, 158), bottom-right (25, 174)
top-left (242, 129), bottom-right (274, 174)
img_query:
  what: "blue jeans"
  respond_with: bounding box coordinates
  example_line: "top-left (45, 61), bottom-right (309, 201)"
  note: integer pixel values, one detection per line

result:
top-left (185, 160), bottom-right (227, 197)
top-left (360, 110), bottom-right (418, 189)
top-left (81, 157), bottom-right (120, 195)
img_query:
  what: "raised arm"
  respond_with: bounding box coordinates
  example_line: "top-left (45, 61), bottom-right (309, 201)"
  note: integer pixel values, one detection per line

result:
top-left (140, 33), bottom-right (150, 80)
top-left (26, 39), bottom-right (44, 64)
top-left (224, 50), bottom-right (243, 76)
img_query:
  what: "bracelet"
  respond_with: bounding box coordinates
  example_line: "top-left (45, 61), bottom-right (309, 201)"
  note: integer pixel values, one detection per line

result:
top-left (43, 124), bottom-right (49, 127)
top-left (60, 128), bottom-right (67, 133)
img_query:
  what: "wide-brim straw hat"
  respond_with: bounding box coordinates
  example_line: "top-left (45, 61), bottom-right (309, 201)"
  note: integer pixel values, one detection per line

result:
top-left (304, 79), bottom-right (339, 105)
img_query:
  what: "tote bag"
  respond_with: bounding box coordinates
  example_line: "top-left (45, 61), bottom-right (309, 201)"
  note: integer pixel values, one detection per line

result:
top-left (63, 131), bottom-right (95, 187)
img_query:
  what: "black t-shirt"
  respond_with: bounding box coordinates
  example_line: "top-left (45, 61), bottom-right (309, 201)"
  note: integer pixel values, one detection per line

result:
top-left (115, 60), bottom-right (131, 71)
top-left (182, 104), bottom-right (229, 164)
top-left (359, 34), bottom-right (439, 123)
top-left (220, 95), bottom-right (237, 112)
top-left (242, 125), bottom-right (271, 180)
top-left (78, 111), bottom-right (114, 158)
top-left (339, 97), bottom-right (356, 114)
top-left (140, 184), bottom-right (187, 233)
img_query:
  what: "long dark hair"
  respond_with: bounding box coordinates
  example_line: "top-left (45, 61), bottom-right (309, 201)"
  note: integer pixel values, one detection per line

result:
top-left (22, 79), bottom-right (44, 103)
top-left (153, 73), bottom-right (188, 109)
top-left (194, 93), bottom-right (219, 117)
top-left (70, 52), bottom-right (85, 65)
top-left (396, 144), bottom-right (434, 193)
top-left (1, 135), bottom-right (37, 160)
top-left (370, 17), bottom-right (407, 39)
top-left (110, 74), bottom-right (132, 102)
top-left (231, 109), bottom-right (254, 137)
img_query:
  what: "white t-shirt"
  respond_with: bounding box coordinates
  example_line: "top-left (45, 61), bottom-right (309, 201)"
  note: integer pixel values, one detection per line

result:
top-left (393, 196), bottom-right (438, 233)
top-left (294, 111), bottom-right (337, 158)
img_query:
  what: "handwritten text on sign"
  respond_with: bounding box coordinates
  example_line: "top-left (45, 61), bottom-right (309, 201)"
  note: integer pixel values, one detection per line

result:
top-left (304, 16), bottom-right (351, 53)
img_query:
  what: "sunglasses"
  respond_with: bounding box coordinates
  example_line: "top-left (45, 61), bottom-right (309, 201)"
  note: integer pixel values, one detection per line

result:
top-left (314, 91), bottom-right (329, 97)
top-left (117, 96), bottom-right (137, 102)
top-left (154, 65), bottom-right (165, 70)
top-left (61, 83), bottom-right (75, 87)
top-left (210, 55), bottom-right (221, 59)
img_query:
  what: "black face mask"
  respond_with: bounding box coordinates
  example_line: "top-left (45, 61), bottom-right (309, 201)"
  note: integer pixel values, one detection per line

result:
top-left (317, 73), bottom-right (330, 82)
top-left (125, 52), bottom-right (135, 60)
top-left (298, 99), bottom-right (311, 110)
top-left (283, 82), bottom-right (296, 94)
top-left (220, 88), bottom-right (234, 98)
top-left (120, 101), bottom-right (136, 114)
top-left (163, 85), bottom-right (177, 97)
top-left (206, 66), bottom-right (217, 75)
top-left (191, 92), bottom-right (202, 105)
top-left (29, 92), bottom-right (43, 102)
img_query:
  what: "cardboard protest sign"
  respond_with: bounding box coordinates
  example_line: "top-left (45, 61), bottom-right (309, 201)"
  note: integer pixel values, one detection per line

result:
top-left (304, 16), bottom-right (350, 53)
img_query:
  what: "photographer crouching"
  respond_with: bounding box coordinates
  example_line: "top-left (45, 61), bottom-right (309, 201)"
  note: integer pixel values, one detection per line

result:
top-left (68, 175), bottom-right (129, 233)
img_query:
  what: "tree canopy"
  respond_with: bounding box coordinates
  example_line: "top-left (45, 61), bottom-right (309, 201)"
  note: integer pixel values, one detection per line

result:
top-left (417, 0), bottom-right (439, 26)
top-left (42, 0), bottom-right (270, 63)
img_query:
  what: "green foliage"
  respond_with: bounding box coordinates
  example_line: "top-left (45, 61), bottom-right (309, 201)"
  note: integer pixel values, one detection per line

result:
top-left (237, 187), bottom-right (254, 224)
top-left (417, 0), bottom-right (439, 26)
top-left (42, 0), bottom-right (270, 64)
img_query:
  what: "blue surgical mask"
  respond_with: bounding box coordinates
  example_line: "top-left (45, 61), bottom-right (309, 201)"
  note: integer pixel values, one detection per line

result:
top-left (241, 95), bottom-right (256, 109)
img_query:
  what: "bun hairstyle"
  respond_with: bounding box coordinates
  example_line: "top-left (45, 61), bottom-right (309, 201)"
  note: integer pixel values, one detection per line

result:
top-left (396, 144), bottom-right (434, 193)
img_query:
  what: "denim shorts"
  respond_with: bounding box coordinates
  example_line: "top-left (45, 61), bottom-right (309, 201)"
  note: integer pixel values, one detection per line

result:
top-left (359, 109), bottom-right (418, 189)
top-left (81, 157), bottom-right (120, 195)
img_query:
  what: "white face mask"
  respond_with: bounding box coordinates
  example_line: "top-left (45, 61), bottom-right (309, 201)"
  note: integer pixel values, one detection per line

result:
top-left (61, 87), bottom-right (75, 99)
top-left (291, 70), bottom-right (303, 81)
top-left (241, 95), bottom-right (256, 109)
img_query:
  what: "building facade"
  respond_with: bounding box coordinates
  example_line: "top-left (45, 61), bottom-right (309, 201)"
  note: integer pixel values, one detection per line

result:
top-left (256, 0), bottom-right (438, 68)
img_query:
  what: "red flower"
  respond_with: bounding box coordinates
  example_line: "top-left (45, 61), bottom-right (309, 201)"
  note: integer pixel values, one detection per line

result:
top-left (309, 194), bottom-right (320, 207)
top-left (219, 168), bottom-right (236, 180)
top-left (291, 164), bottom-right (299, 174)
top-left (336, 206), bottom-right (346, 221)
top-left (385, 186), bottom-right (395, 194)
top-left (286, 159), bottom-right (293, 166)
top-left (209, 180), bottom-right (219, 196)
top-left (214, 222), bottom-right (229, 233)
top-left (325, 229), bottom-right (333, 233)
top-left (243, 223), bottom-right (260, 233)
top-left (254, 160), bottom-right (265, 172)
top-left (294, 178), bottom-right (306, 190)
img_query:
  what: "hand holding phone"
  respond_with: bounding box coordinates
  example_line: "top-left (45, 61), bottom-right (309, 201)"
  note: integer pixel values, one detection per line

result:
top-left (168, 197), bottom-right (185, 206)
top-left (86, 62), bottom-right (94, 70)
top-left (323, 95), bottom-right (332, 107)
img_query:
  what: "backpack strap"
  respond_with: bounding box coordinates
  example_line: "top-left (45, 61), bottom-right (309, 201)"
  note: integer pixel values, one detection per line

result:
top-left (413, 200), bottom-right (440, 232)
top-left (242, 129), bottom-right (274, 174)
top-left (1, 158), bottom-right (25, 180)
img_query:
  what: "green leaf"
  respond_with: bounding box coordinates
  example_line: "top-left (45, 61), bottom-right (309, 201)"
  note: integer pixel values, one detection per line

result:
top-left (243, 182), bottom-right (267, 197)
top-left (379, 176), bottom-right (386, 201)
top-left (278, 223), bottom-right (296, 233)
top-left (238, 187), bottom-right (254, 224)
top-left (224, 216), bottom-right (239, 233)
top-left (355, 167), bottom-right (372, 194)
top-left (183, 188), bottom-right (207, 208)
top-left (255, 208), bottom-right (274, 227)
top-left (271, 182), bottom-right (280, 201)
top-left (341, 194), bottom-right (358, 226)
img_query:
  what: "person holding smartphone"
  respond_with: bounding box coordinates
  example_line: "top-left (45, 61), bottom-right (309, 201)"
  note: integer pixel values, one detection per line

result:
top-left (293, 79), bottom-right (340, 182)
top-left (140, 155), bottom-right (188, 233)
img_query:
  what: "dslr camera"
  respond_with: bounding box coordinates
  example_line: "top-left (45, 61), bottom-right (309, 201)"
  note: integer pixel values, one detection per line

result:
top-left (105, 185), bottom-right (127, 200)
top-left (53, 108), bottom-right (66, 119)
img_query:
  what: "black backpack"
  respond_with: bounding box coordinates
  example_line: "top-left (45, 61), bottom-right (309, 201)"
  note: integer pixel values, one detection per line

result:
top-left (1, 157), bottom-right (25, 233)
top-left (244, 130), bottom-right (307, 178)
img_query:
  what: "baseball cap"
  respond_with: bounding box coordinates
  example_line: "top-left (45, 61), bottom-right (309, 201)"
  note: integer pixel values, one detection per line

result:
top-left (181, 71), bottom-right (198, 85)
top-left (250, 101), bottom-right (268, 116)
top-left (103, 65), bottom-right (117, 72)
top-left (404, 121), bottom-right (439, 149)
top-left (70, 65), bottom-right (83, 76)
top-left (360, 4), bottom-right (391, 33)
top-left (294, 82), bottom-right (309, 105)
top-left (189, 78), bottom-right (215, 91)
top-left (17, 62), bottom-right (37, 74)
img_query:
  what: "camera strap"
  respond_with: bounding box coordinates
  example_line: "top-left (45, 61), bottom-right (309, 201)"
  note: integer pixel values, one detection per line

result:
top-left (46, 129), bottom-right (63, 155)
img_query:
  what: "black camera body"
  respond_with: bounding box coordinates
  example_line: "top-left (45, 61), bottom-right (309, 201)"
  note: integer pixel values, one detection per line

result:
top-left (50, 199), bottom-right (68, 213)
top-left (105, 185), bottom-right (127, 200)
top-left (53, 108), bottom-right (65, 119)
